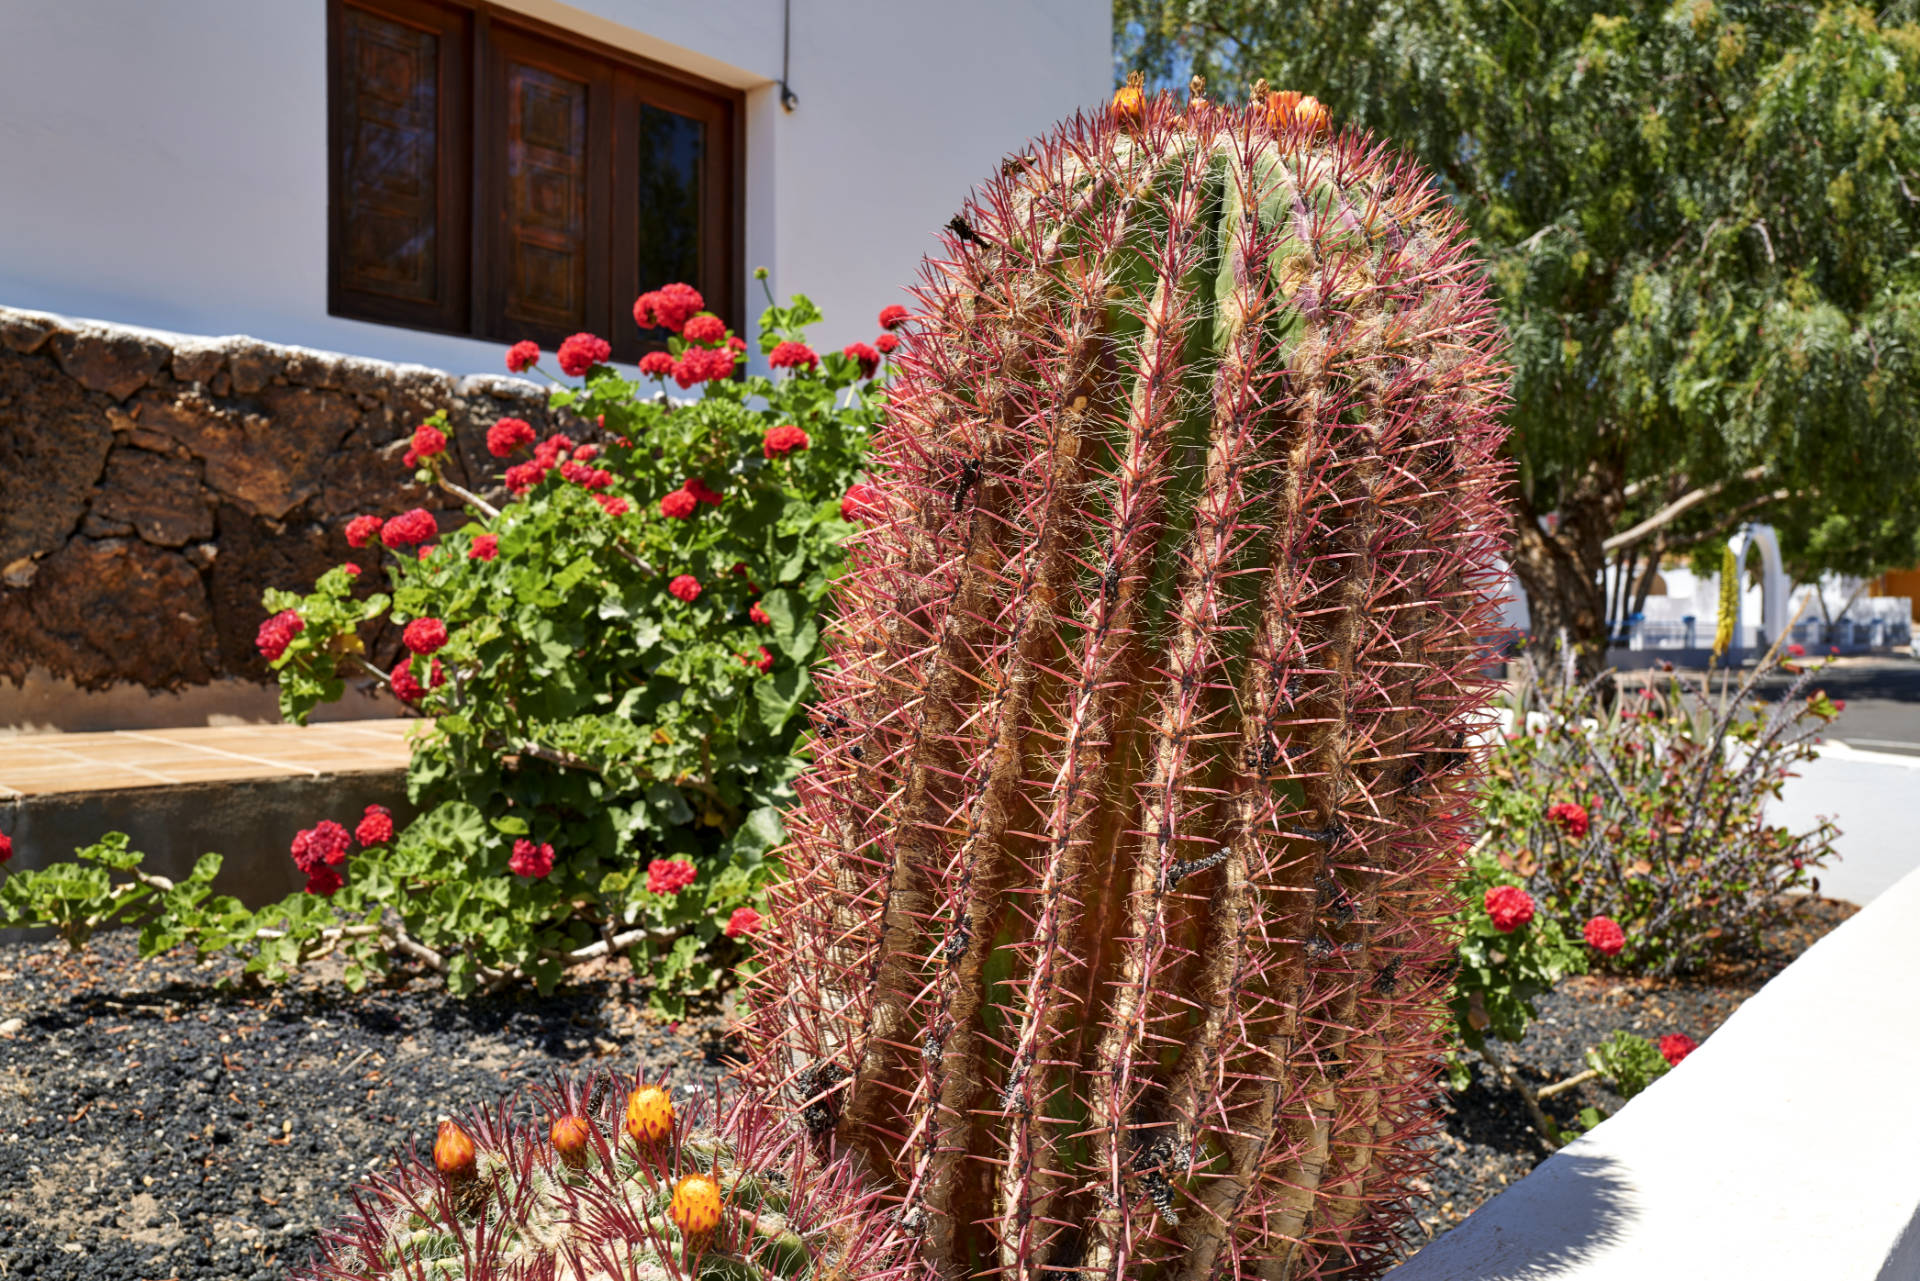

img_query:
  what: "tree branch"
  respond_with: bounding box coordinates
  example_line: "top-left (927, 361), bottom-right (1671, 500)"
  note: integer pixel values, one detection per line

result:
top-left (435, 476), bottom-right (502, 520)
top-left (1602, 465), bottom-right (1769, 553)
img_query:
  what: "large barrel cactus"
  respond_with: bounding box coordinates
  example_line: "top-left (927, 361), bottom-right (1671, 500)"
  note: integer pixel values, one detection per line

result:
top-left (745, 83), bottom-right (1510, 1279)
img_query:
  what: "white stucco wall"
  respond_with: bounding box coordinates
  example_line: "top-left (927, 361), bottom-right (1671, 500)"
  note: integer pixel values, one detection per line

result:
top-left (0, 0), bottom-right (1109, 375)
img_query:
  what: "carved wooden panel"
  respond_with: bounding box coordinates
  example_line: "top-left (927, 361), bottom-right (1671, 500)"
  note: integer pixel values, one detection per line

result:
top-left (338, 9), bottom-right (440, 302)
top-left (503, 60), bottom-right (589, 330)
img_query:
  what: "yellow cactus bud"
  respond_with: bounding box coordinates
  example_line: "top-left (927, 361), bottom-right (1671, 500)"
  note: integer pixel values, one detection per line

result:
top-left (671, 1171), bottom-right (725, 1238)
top-left (1111, 70), bottom-right (1146, 122)
top-left (624, 1083), bottom-right (674, 1145)
top-left (434, 1119), bottom-right (475, 1180)
top-left (550, 1114), bottom-right (593, 1169)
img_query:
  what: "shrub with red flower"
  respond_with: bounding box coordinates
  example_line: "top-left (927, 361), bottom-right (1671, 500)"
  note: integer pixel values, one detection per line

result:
top-left (469, 534), bottom-right (499, 562)
top-left (509, 839), bottom-right (555, 879)
top-left (1484, 884), bottom-right (1536, 933)
top-left (487, 416), bottom-right (536, 458)
top-left (291, 821), bottom-right (352, 873)
top-left (763, 424), bottom-right (809, 458)
top-left (683, 477), bottom-right (724, 507)
top-left (557, 332), bottom-right (612, 377)
top-left (1659, 1033), bottom-right (1699, 1066)
top-left (256, 609), bottom-right (304, 661)
top-left (673, 346), bottom-right (735, 388)
top-left (505, 340), bottom-right (540, 373)
top-left (724, 906), bottom-right (763, 938)
top-left (749, 602), bottom-right (771, 627)
top-left (877, 304), bottom-right (909, 330)
top-left (402, 617), bottom-right (449, 655)
top-left (634, 282), bottom-right (704, 333)
top-left (344, 514), bottom-right (384, 548)
top-left (841, 482), bottom-right (882, 522)
top-left (842, 342), bottom-right (880, 379)
top-left (593, 494), bottom-right (630, 517)
top-left (1546, 800), bottom-right (1591, 840)
top-left (1583, 915), bottom-right (1626, 957)
top-left (504, 462), bottom-right (546, 495)
top-left (411, 423), bottom-right (447, 459)
top-left (646, 858), bottom-right (697, 895)
top-left (381, 508), bottom-right (438, 548)
top-left (639, 351), bottom-right (676, 380)
top-left (389, 657), bottom-right (443, 705)
top-left (683, 314), bottom-right (727, 345)
top-left (661, 489), bottom-right (699, 519)
top-left (356, 804), bottom-right (394, 848)
top-left (668, 574), bottom-right (702, 603)
top-left (768, 341), bottom-right (818, 371)
top-left (742, 646), bottom-right (774, 674)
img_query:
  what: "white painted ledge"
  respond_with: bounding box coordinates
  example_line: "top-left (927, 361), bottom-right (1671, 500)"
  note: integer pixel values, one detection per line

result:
top-left (1387, 862), bottom-right (1920, 1280)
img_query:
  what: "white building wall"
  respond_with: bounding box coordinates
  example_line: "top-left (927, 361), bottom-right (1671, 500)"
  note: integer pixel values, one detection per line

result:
top-left (0, 0), bottom-right (1109, 375)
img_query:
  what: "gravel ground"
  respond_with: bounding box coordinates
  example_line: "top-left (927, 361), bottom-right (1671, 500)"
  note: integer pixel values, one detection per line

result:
top-left (0, 896), bottom-right (1856, 1278)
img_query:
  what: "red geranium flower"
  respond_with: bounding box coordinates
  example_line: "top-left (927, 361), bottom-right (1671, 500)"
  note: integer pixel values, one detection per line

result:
top-left (842, 341), bottom-right (880, 379)
top-left (683, 314), bottom-right (727, 345)
top-left (509, 838), bottom-right (555, 879)
top-left (487, 417), bottom-right (536, 458)
top-left (669, 574), bottom-right (702, 603)
top-left (593, 493), bottom-right (630, 517)
top-left (742, 645), bottom-right (774, 673)
top-left (504, 462), bottom-right (547, 495)
top-left (381, 508), bottom-right (438, 548)
top-left (1659, 1033), bottom-right (1699, 1066)
top-left (878, 304), bottom-right (910, 330)
top-left (639, 351), bottom-right (676, 380)
top-left (469, 534), bottom-right (499, 562)
top-left (402, 617), bottom-right (449, 655)
top-left (0, 832), bottom-right (12, 864)
top-left (341, 563), bottom-right (362, 577)
top-left (727, 335), bottom-right (746, 353)
top-left (1546, 801), bottom-right (1591, 840)
top-left (344, 514), bottom-right (383, 548)
top-left (355, 804), bottom-right (394, 847)
top-left (646, 858), bottom-right (697, 895)
top-left (390, 657), bottom-right (444, 705)
top-left (505, 340), bottom-right (540, 373)
top-left (557, 332), bottom-right (611, 377)
top-left (1788, 643), bottom-right (1806, 657)
top-left (672, 346), bottom-right (735, 388)
top-left (682, 477), bottom-right (722, 507)
top-left (1583, 915), bottom-right (1626, 957)
top-left (768, 341), bottom-right (818, 371)
top-left (749, 602), bottom-right (771, 626)
top-left (290, 820), bottom-right (352, 873)
top-left (304, 863), bottom-right (345, 896)
top-left (841, 482), bottom-right (882, 522)
top-left (874, 332), bottom-right (900, 355)
top-left (724, 906), bottom-right (763, 938)
top-left (660, 489), bottom-right (699, 519)
top-left (1484, 884), bottom-right (1535, 933)
top-left (762, 424), bottom-right (810, 458)
top-left (411, 423), bottom-right (447, 459)
top-left (255, 610), bottom-right (304, 661)
top-left (634, 283), bottom-right (704, 333)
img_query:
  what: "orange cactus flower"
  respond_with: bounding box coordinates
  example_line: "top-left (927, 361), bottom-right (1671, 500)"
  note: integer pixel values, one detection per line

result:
top-left (433, 1119), bottom-right (476, 1179)
top-left (550, 1114), bottom-right (593, 1168)
top-left (671, 1171), bottom-right (725, 1238)
top-left (1266, 89), bottom-right (1331, 140)
top-left (1111, 70), bottom-right (1146, 122)
top-left (625, 1083), bottom-right (674, 1145)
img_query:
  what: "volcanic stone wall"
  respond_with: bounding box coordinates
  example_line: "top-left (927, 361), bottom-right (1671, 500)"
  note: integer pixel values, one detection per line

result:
top-left (0, 306), bottom-right (564, 691)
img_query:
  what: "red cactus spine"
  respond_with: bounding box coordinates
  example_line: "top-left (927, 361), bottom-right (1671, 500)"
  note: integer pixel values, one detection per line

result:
top-left (745, 80), bottom-right (1511, 1281)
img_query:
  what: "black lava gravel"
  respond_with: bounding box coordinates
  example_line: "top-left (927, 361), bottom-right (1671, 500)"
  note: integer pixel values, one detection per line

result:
top-left (0, 897), bottom-right (1856, 1278)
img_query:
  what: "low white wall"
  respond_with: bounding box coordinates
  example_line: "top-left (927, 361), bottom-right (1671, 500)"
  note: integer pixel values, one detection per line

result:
top-left (1387, 861), bottom-right (1920, 1279)
top-left (0, 0), bottom-right (1108, 375)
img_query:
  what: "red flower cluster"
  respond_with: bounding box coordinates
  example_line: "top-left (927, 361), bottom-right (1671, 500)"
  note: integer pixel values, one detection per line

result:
top-left (535, 434), bottom-right (575, 467)
top-left (878, 304), bottom-right (909, 330)
top-left (749, 602), bottom-right (771, 626)
top-left (411, 423), bottom-right (447, 460)
top-left (487, 416), bottom-right (536, 458)
top-left (762, 424), bottom-right (809, 458)
top-left (683, 476), bottom-right (723, 507)
top-left (505, 340), bottom-right (540, 373)
top-left (402, 617), bottom-right (449, 655)
top-left (291, 820), bottom-right (352, 896)
top-left (767, 341), bottom-right (818, 371)
top-left (661, 489), bottom-right (699, 519)
top-left (345, 514), bottom-right (383, 548)
top-left (559, 459), bottom-right (614, 489)
top-left (0, 832), bottom-right (11, 865)
top-left (673, 345), bottom-right (734, 387)
top-left (683, 314), bottom-right (726, 345)
top-left (504, 462), bottom-right (544, 494)
top-left (1484, 884), bottom-right (1535, 933)
top-left (724, 906), bottom-right (763, 938)
top-left (390, 657), bottom-right (444, 705)
top-left (593, 494), bottom-right (630, 517)
top-left (1546, 800), bottom-right (1591, 840)
top-left (842, 341), bottom-right (880, 379)
top-left (741, 645), bottom-right (774, 673)
top-left (646, 858), bottom-right (697, 895)
top-left (355, 804), bottom-right (394, 848)
top-left (509, 838), bottom-right (555, 879)
top-left (342, 563), bottom-right (362, 577)
top-left (1659, 1033), bottom-right (1698, 1066)
top-left (469, 534), bottom-right (499, 562)
top-left (875, 332), bottom-right (900, 356)
top-left (1583, 915), bottom-right (1626, 957)
top-left (255, 609), bottom-right (305, 661)
top-left (381, 508), bottom-right (438, 548)
top-left (634, 283), bottom-right (704, 333)
top-left (841, 482), bottom-right (882, 522)
top-left (668, 575), bottom-right (702, 603)
top-left (639, 351), bottom-right (676, 380)
top-left (557, 332), bottom-right (611, 377)
top-left (1788, 643), bottom-right (1806, 657)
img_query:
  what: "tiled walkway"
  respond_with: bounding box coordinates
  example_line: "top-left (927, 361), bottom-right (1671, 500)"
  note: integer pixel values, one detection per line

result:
top-left (0, 720), bottom-right (420, 798)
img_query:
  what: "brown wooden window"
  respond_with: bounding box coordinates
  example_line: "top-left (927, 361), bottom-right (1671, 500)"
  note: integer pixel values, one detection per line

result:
top-left (328, 0), bottom-right (741, 360)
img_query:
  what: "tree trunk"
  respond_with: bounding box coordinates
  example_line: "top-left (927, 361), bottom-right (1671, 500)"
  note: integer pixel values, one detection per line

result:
top-left (1509, 459), bottom-right (1624, 680)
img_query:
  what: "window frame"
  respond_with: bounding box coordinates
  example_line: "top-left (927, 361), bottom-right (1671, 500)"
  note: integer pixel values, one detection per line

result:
top-left (327, 0), bottom-right (745, 360)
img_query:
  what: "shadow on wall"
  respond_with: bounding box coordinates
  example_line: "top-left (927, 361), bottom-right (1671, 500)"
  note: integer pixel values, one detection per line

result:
top-left (1389, 1151), bottom-right (1636, 1279)
top-left (1878, 1199), bottom-right (1920, 1281)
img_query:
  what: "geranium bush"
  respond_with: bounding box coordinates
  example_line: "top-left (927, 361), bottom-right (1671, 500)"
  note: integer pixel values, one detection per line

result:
top-left (1479, 645), bottom-right (1841, 976)
top-left (0, 280), bottom-right (908, 1012)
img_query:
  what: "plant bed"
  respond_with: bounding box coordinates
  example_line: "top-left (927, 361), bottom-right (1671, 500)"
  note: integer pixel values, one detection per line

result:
top-left (0, 933), bottom-right (733, 1280)
top-left (1395, 894), bottom-right (1857, 1256)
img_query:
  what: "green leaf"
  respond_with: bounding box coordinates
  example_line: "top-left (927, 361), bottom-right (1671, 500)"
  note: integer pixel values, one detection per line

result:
top-left (755, 666), bottom-right (811, 733)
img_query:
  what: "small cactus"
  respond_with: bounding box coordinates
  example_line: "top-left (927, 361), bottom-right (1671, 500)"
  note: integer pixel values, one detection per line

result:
top-left (296, 1076), bottom-right (918, 1281)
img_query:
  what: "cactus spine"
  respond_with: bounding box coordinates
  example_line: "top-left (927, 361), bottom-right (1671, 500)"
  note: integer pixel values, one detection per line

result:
top-left (747, 84), bottom-right (1510, 1280)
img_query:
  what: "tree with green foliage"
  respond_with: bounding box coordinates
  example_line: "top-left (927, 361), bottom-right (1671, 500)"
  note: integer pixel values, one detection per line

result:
top-left (1118, 0), bottom-right (1920, 670)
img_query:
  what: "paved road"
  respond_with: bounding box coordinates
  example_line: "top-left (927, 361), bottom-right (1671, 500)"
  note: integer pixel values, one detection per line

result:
top-left (1748, 653), bottom-right (1920, 756)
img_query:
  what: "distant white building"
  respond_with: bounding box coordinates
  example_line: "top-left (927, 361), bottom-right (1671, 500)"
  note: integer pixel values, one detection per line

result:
top-left (0, 0), bottom-right (1110, 374)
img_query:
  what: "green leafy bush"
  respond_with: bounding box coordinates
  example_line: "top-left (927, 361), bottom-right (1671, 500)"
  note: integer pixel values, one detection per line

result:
top-left (1583, 1028), bottom-right (1672, 1102)
top-left (1, 281), bottom-right (897, 1013)
top-left (1478, 646), bottom-right (1840, 975)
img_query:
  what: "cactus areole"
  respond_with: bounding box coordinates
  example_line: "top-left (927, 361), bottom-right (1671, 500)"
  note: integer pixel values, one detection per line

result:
top-left (745, 83), bottom-right (1510, 1281)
